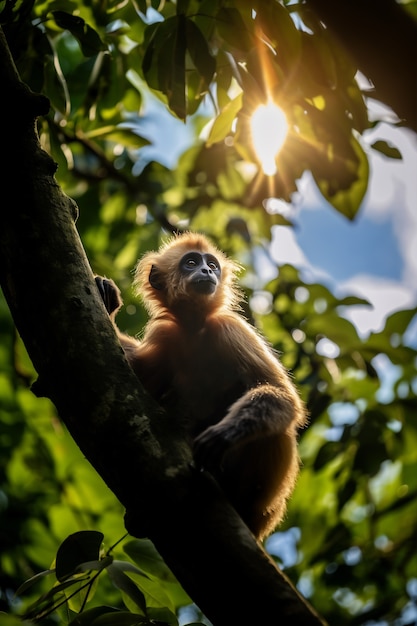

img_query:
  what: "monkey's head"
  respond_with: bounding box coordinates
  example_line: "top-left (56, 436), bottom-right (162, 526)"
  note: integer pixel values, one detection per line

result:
top-left (172, 249), bottom-right (221, 296)
top-left (135, 233), bottom-right (241, 316)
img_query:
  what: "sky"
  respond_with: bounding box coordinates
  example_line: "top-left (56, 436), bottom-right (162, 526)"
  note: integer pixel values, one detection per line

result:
top-left (271, 120), bottom-right (417, 343)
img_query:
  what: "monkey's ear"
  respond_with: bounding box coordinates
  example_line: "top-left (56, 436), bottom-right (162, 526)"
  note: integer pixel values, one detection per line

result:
top-left (149, 265), bottom-right (164, 290)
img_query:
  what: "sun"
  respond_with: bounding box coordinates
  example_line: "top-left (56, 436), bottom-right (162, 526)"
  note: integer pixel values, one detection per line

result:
top-left (250, 101), bottom-right (288, 176)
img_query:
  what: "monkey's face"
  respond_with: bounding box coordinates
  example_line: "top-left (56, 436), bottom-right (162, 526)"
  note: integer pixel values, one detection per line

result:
top-left (179, 251), bottom-right (221, 295)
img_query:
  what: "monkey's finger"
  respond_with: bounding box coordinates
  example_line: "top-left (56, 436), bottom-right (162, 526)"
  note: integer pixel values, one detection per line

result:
top-left (193, 430), bottom-right (228, 470)
top-left (95, 276), bottom-right (121, 315)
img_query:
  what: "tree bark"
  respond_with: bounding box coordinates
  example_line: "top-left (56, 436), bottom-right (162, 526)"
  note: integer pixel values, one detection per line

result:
top-left (307, 0), bottom-right (417, 131)
top-left (0, 27), bottom-right (325, 626)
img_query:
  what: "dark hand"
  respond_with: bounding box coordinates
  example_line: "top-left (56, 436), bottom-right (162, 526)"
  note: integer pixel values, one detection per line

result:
top-left (193, 424), bottom-right (231, 472)
top-left (95, 276), bottom-right (122, 316)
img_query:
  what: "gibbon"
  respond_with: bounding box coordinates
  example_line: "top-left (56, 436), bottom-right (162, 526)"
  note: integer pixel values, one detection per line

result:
top-left (96, 233), bottom-right (306, 540)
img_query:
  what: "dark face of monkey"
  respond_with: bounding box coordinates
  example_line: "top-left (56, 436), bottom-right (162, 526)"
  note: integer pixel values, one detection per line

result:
top-left (179, 251), bottom-right (221, 295)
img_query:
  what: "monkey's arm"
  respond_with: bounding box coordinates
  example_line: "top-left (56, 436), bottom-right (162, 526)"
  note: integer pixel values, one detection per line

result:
top-left (194, 382), bottom-right (301, 468)
top-left (95, 276), bottom-right (176, 397)
top-left (194, 314), bottom-right (306, 470)
top-left (95, 275), bottom-right (141, 355)
top-left (214, 313), bottom-right (305, 419)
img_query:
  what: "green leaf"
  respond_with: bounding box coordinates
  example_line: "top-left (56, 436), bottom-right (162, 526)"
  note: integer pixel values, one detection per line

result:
top-left (86, 125), bottom-right (150, 149)
top-left (186, 18), bottom-right (216, 86)
top-left (371, 140), bottom-right (402, 160)
top-left (254, 0), bottom-right (301, 67)
top-left (363, 307), bottom-right (417, 365)
top-left (346, 83), bottom-right (369, 133)
top-left (15, 568), bottom-right (55, 596)
top-left (337, 295), bottom-right (370, 307)
top-left (142, 16), bottom-right (187, 118)
top-left (111, 559), bottom-right (149, 577)
top-left (184, 69), bottom-right (207, 115)
top-left (353, 413), bottom-right (389, 476)
top-left (337, 478), bottom-right (357, 511)
top-left (123, 539), bottom-right (177, 583)
top-left (383, 307), bottom-right (417, 337)
top-left (22, 576), bottom-right (91, 621)
top-left (92, 613), bottom-right (150, 625)
top-left (302, 33), bottom-right (338, 90)
top-left (56, 531), bottom-right (104, 582)
top-left (74, 555), bottom-right (113, 574)
top-left (313, 441), bottom-right (343, 471)
top-left (157, 16), bottom-right (187, 118)
top-left (207, 93), bottom-right (243, 146)
top-left (69, 607), bottom-right (148, 625)
top-left (0, 616), bottom-right (23, 626)
top-left (311, 522), bottom-right (352, 563)
top-left (147, 605), bottom-right (179, 625)
top-left (52, 11), bottom-right (106, 57)
top-left (126, 572), bottom-right (176, 614)
top-left (106, 563), bottom-right (147, 614)
top-left (216, 7), bottom-right (253, 51)
top-left (315, 133), bottom-right (369, 220)
top-left (142, 22), bottom-right (163, 88)
top-left (43, 53), bottom-right (69, 116)
top-left (305, 312), bottom-right (361, 352)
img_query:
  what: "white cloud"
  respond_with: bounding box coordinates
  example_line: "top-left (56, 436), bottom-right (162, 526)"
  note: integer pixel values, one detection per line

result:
top-left (270, 227), bottom-right (416, 340)
top-left (271, 226), bottom-right (308, 266)
top-left (363, 126), bottom-right (417, 294)
top-left (270, 225), bottom-right (331, 285)
top-left (336, 274), bottom-right (415, 337)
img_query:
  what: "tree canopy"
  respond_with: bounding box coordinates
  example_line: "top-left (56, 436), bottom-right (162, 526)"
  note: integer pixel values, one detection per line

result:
top-left (0, 1), bottom-right (416, 625)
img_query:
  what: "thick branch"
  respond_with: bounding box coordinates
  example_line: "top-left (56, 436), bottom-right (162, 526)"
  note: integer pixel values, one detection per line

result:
top-left (307, 0), bottom-right (417, 131)
top-left (0, 27), bottom-right (325, 625)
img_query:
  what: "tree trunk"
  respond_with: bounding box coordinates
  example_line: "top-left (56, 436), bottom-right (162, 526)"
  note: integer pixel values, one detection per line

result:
top-left (0, 27), bottom-right (325, 626)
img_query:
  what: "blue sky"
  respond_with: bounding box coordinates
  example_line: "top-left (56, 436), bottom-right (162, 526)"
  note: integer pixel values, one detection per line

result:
top-left (271, 121), bottom-right (417, 341)
top-left (295, 206), bottom-right (403, 283)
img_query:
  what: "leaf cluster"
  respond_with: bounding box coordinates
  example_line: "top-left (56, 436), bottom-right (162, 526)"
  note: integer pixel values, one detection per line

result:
top-left (0, 0), bottom-right (405, 221)
top-left (16, 531), bottom-right (193, 625)
top-left (258, 266), bottom-right (417, 624)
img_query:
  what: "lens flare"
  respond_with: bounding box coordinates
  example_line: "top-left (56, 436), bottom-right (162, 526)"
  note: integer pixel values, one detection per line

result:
top-left (250, 102), bottom-right (288, 176)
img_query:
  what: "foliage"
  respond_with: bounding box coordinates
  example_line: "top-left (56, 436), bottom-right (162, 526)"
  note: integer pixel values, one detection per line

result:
top-left (14, 531), bottom-right (192, 625)
top-left (0, 0), bottom-right (416, 625)
top-left (3, 0), bottom-right (403, 221)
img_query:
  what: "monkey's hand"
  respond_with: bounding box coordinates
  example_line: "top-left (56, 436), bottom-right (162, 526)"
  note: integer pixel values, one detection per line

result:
top-left (95, 276), bottom-right (123, 316)
top-left (194, 385), bottom-right (298, 472)
top-left (194, 396), bottom-right (262, 471)
top-left (193, 422), bottom-right (236, 472)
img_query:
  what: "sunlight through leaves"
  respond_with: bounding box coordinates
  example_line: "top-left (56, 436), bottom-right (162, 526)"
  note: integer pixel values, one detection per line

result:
top-left (250, 101), bottom-right (288, 175)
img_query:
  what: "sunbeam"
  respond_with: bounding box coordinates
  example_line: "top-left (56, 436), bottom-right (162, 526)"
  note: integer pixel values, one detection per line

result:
top-left (250, 101), bottom-right (288, 176)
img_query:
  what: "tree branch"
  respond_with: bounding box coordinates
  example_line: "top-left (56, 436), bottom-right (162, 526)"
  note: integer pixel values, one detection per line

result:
top-left (0, 27), bottom-right (325, 626)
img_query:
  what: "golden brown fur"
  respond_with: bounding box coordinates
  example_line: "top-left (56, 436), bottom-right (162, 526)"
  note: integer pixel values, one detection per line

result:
top-left (96, 233), bottom-right (307, 540)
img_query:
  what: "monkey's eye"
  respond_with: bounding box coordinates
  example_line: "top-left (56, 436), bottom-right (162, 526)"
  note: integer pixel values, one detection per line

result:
top-left (205, 254), bottom-right (220, 271)
top-left (185, 258), bottom-right (197, 267)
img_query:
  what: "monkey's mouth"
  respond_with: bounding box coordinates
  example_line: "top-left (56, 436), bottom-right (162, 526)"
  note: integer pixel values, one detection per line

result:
top-left (193, 278), bottom-right (217, 294)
